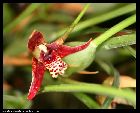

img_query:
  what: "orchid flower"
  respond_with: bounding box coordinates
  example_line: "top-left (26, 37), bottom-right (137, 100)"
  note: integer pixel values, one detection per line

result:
top-left (27, 30), bottom-right (92, 100)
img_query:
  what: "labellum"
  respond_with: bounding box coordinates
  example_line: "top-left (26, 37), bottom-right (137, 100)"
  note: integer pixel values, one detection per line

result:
top-left (27, 30), bottom-right (92, 100)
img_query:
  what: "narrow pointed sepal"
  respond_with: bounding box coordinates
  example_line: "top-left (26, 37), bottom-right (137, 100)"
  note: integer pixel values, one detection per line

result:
top-left (56, 38), bottom-right (92, 58)
top-left (27, 57), bottom-right (46, 100)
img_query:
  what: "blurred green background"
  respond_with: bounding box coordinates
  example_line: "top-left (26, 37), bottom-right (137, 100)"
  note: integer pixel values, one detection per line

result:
top-left (3, 3), bottom-right (136, 109)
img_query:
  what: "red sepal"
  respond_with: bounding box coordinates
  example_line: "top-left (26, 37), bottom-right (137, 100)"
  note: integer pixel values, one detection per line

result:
top-left (27, 57), bottom-right (46, 100)
top-left (28, 30), bottom-right (45, 52)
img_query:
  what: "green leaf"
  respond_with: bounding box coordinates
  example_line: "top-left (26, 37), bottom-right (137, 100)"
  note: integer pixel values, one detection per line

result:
top-left (101, 33), bottom-right (136, 50)
top-left (52, 4), bottom-right (136, 41)
top-left (42, 83), bottom-right (136, 105)
top-left (93, 14), bottom-right (136, 47)
top-left (59, 78), bottom-right (100, 108)
top-left (123, 46), bottom-right (136, 58)
top-left (95, 60), bottom-right (112, 75)
top-left (3, 95), bottom-right (31, 109)
top-left (96, 60), bottom-right (135, 108)
top-left (73, 92), bottom-right (100, 109)
top-left (4, 3), bottom-right (41, 34)
top-left (102, 63), bottom-right (120, 109)
top-left (3, 4), bottom-right (14, 27)
top-left (58, 3), bottom-right (90, 42)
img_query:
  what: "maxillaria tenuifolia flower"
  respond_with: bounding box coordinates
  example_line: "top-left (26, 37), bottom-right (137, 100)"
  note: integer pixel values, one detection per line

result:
top-left (27, 30), bottom-right (92, 100)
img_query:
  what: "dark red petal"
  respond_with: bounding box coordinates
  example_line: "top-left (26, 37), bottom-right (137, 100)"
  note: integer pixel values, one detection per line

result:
top-left (27, 57), bottom-right (46, 100)
top-left (57, 38), bottom-right (92, 58)
top-left (28, 30), bottom-right (45, 52)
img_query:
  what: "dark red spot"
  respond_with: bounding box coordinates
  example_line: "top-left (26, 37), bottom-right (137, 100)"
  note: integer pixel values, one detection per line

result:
top-left (59, 65), bottom-right (62, 67)
top-left (49, 69), bottom-right (53, 72)
top-left (54, 70), bottom-right (56, 72)
top-left (55, 73), bottom-right (58, 75)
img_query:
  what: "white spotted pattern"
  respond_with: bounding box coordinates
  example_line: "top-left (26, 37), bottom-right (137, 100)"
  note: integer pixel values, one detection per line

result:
top-left (45, 56), bottom-right (67, 78)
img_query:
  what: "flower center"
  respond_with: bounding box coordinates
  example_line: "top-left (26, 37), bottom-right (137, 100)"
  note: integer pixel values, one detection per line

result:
top-left (38, 44), bottom-right (48, 53)
top-left (33, 44), bottom-right (48, 60)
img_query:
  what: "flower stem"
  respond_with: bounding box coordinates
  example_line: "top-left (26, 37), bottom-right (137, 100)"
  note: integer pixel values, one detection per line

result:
top-left (55, 4), bottom-right (136, 39)
top-left (43, 82), bottom-right (136, 105)
top-left (59, 77), bottom-right (100, 108)
top-left (93, 14), bottom-right (136, 47)
top-left (49, 78), bottom-right (136, 105)
top-left (56, 3), bottom-right (90, 44)
top-left (73, 92), bottom-right (100, 109)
